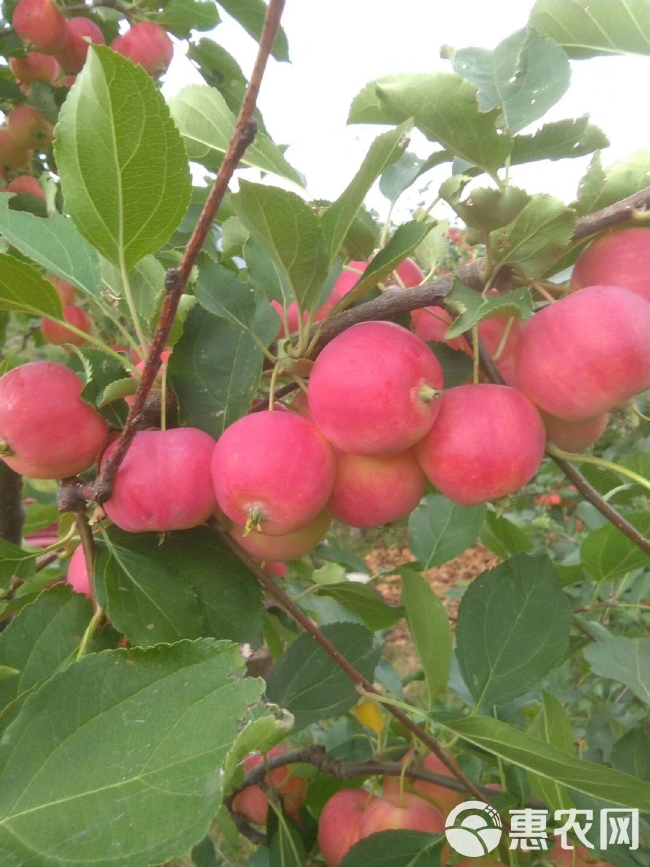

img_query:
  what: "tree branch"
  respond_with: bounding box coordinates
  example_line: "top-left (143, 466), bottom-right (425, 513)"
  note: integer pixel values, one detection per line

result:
top-left (0, 463), bottom-right (23, 546)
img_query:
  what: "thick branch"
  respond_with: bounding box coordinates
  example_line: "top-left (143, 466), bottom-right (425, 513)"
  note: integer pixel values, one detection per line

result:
top-left (0, 463), bottom-right (23, 546)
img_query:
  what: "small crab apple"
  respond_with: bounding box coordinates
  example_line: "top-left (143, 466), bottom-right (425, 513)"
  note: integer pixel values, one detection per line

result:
top-left (5, 175), bottom-right (45, 199)
top-left (308, 321), bottom-right (443, 456)
top-left (7, 105), bottom-right (53, 150)
top-left (12, 0), bottom-right (68, 54)
top-left (0, 129), bottom-right (32, 170)
top-left (102, 428), bottom-right (217, 532)
top-left (229, 511), bottom-right (331, 562)
top-left (358, 791), bottom-right (445, 837)
top-left (515, 285), bottom-right (650, 420)
top-left (66, 544), bottom-right (91, 598)
top-left (212, 411), bottom-right (336, 535)
top-left (9, 52), bottom-right (60, 85)
top-left (334, 260), bottom-right (367, 298)
top-left (111, 22), bottom-right (173, 78)
top-left (56, 16), bottom-right (105, 74)
top-left (571, 227), bottom-right (650, 303)
top-left (327, 449), bottom-right (425, 528)
top-left (410, 305), bottom-right (470, 353)
top-left (383, 750), bottom-right (464, 817)
top-left (232, 747), bottom-right (308, 826)
top-left (318, 788), bottom-right (373, 867)
top-left (541, 410), bottom-right (609, 453)
top-left (46, 274), bottom-right (76, 305)
top-left (415, 383), bottom-right (546, 506)
top-left (0, 361), bottom-right (108, 479)
top-left (41, 305), bottom-right (91, 346)
top-left (393, 257), bottom-right (424, 288)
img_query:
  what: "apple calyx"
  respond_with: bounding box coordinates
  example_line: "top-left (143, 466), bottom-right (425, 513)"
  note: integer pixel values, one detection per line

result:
top-left (244, 505), bottom-right (267, 536)
top-left (0, 442), bottom-right (15, 458)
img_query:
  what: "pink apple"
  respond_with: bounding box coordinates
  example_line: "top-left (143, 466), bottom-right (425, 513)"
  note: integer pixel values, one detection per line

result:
top-left (308, 321), bottom-right (443, 456)
top-left (9, 51), bottom-right (60, 84)
top-left (56, 16), bottom-right (105, 74)
top-left (0, 361), bottom-right (108, 479)
top-left (41, 305), bottom-right (91, 346)
top-left (102, 428), bottom-right (217, 532)
top-left (232, 746), bottom-right (308, 826)
top-left (383, 750), bottom-right (464, 817)
top-left (12, 0), bottom-right (68, 54)
top-left (111, 22), bottom-right (173, 78)
top-left (358, 791), bottom-right (445, 837)
top-left (66, 544), bottom-right (91, 598)
top-left (571, 227), bottom-right (650, 303)
top-left (327, 449), bottom-right (424, 528)
top-left (515, 286), bottom-right (650, 420)
top-left (541, 410), bottom-right (609, 452)
top-left (334, 260), bottom-right (367, 298)
top-left (318, 788), bottom-right (373, 867)
top-left (5, 174), bottom-right (44, 199)
top-left (394, 258), bottom-right (424, 288)
top-left (212, 411), bottom-right (336, 535)
top-left (415, 384), bottom-right (546, 505)
top-left (411, 306), bottom-right (470, 353)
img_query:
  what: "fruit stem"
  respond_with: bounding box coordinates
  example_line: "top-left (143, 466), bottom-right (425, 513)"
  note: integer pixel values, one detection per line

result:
top-left (471, 326), bottom-right (480, 383)
top-left (418, 384), bottom-right (442, 404)
top-left (546, 443), bottom-right (650, 495)
top-left (268, 362), bottom-right (280, 411)
top-left (120, 257), bottom-right (148, 356)
top-left (75, 606), bottom-right (105, 660)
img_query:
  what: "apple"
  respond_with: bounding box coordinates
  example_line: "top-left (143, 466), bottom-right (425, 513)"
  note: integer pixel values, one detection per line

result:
top-left (308, 321), bottom-right (443, 456)
top-left (571, 227), bottom-right (650, 303)
top-left (515, 286), bottom-right (650, 420)
top-left (212, 410), bottom-right (336, 535)
top-left (12, 0), bottom-right (68, 54)
top-left (5, 175), bottom-right (45, 199)
top-left (271, 287), bottom-right (340, 337)
top-left (102, 428), bottom-right (217, 532)
top-left (0, 361), bottom-right (108, 479)
top-left (229, 511), bottom-right (331, 562)
top-left (66, 544), bottom-right (91, 598)
top-left (415, 383), bottom-right (546, 506)
top-left (46, 275), bottom-right (76, 305)
top-left (541, 410), bottom-right (609, 453)
top-left (41, 305), bottom-right (91, 346)
top-left (358, 791), bottom-right (445, 836)
top-left (9, 52), bottom-right (60, 85)
top-left (394, 258), bottom-right (424, 288)
top-left (6, 105), bottom-right (53, 150)
top-left (411, 305), bottom-right (471, 353)
top-left (111, 22), bottom-right (173, 78)
top-left (232, 746), bottom-right (308, 826)
top-left (327, 449), bottom-right (425, 528)
top-left (0, 129), bottom-right (32, 170)
top-left (318, 788), bottom-right (373, 867)
top-left (56, 16), bottom-right (105, 74)
top-left (383, 750), bottom-right (464, 817)
top-left (334, 260), bottom-right (367, 299)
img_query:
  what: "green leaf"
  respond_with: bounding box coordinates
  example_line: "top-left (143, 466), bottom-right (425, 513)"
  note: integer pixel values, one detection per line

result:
top-left (444, 186), bottom-right (532, 234)
top-left (340, 831), bottom-right (443, 867)
top-left (0, 586), bottom-right (94, 714)
top-left (102, 255), bottom-right (165, 341)
top-left (348, 73), bottom-right (512, 177)
top-left (168, 305), bottom-right (263, 438)
top-left (379, 150), bottom-right (427, 203)
top-left (68, 349), bottom-right (131, 428)
top-left (55, 46), bottom-right (191, 270)
top-left (232, 181), bottom-right (330, 313)
top-left (321, 121), bottom-right (413, 265)
top-left (611, 728), bottom-right (650, 781)
top-left (429, 343), bottom-right (474, 389)
top-left (191, 835), bottom-right (220, 867)
top-left (574, 149), bottom-right (650, 216)
top-left (216, 0), bottom-right (290, 61)
top-left (0, 255), bottom-right (60, 318)
top-left (456, 554), bottom-right (571, 708)
top-left (338, 220), bottom-right (437, 308)
top-left (528, 691), bottom-right (575, 810)
top-left (265, 623), bottom-right (381, 731)
top-left (440, 714), bottom-right (650, 811)
top-left (169, 85), bottom-right (301, 184)
top-left (510, 117), bottom-right (609, 166)
top-left (444, 280), bottom-right (533, 340)
top-left (581, 512), bottom-right (650, 582)
top-left (0, 538), bottom-right (35, 591)
top-left (0, 640), bottom-right (265, 867)
top-left (585, 636), bottom-right (650, 706)
top-left (268, 819), bottom-right (305, 867)
top-left (530, 0), bottom-right (650, 59)
top-left (480, 511), bottom-right (534, 560)
top-left (408, 495), bottom-right (487, 568)
top-left (0, 197), bottom-right (101, 298)
top-left (452, 27), bottom-right (570, 134)
top-left (489, 193), bottom-right (576, 280)
top-left (314, 583), bottom-right (404, 632)
top-left (154, 0), bottom-right (219, 38)
top-left (400, 566), bottom-right (451, 704)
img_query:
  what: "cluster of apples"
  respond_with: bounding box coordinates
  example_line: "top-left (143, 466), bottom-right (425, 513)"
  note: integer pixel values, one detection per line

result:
top-left (0, 0), bottom-right (173, 185)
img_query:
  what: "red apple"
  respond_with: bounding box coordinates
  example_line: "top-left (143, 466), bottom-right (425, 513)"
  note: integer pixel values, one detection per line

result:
top-left (358, 791), bottom-right (445, 837)
top-left (46, 275), bottom-right (76, 305)
top-left (6, 105), bottom-right (53, 150)
top-left (394, 258), bottom-right (424, 288)
top-left (56, 16), bottom-right (105, 74)
top-left (308, 321), bottom-right (443, 456)
top-left (229, 511), bottom-right (331, 562)
top-left (515, 286), bottom-right (650, 420)
top-left (0, 361), bottom-right (108, 479)
top-left (541, 410), bottom-right (609, 453)
top-left (111, 22), bottom-right (173, 78)
top-left (5, 175), bottom-right (44, 199)
top-left (232, 746), bottom-right (308, 826)
top-left (571, 227), bottom-right (650, 303)
top-left (411, 305), bottom-right (470, 353)
top-left (9, 51), bottom-right (60, 84)
top-left (334, 260), bottom-right (367, 298)
top-left (383, 750), bottom-right (464, 817)
top-left (212, 411), bottom-right (336, 535)
top-left (318, 788), bottom-right (373, 867)
top-left (102, 428), bottom-right (217, 532)
top-left (327, 449), bottom-right (425, 528)
top-left (12, 0), bottom-right (68, 54)
top-left (0, 129), bottom-right (33, 170)
top-left (415, 383), bottom-right (546, 505)
top-left (41, 305), bottom-right (91, 346)
top-left (66, 544), bottom-right (91, 598)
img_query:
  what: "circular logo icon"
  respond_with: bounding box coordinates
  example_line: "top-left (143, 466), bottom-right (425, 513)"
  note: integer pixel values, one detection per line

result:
top-left (445, 800), bottom-right (503, 857)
